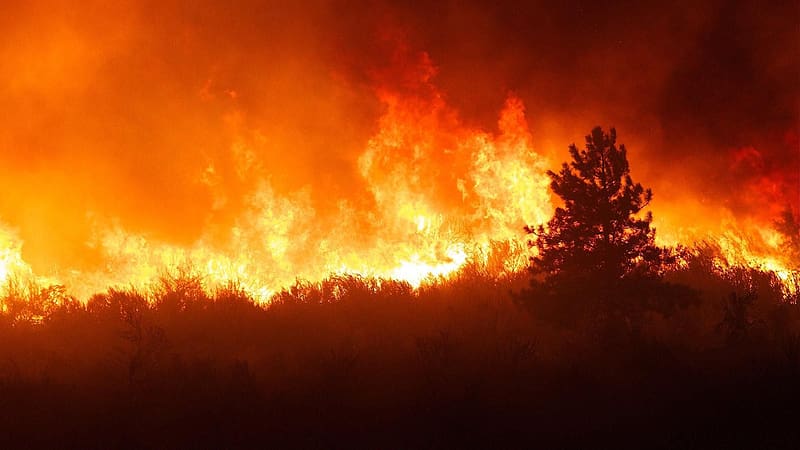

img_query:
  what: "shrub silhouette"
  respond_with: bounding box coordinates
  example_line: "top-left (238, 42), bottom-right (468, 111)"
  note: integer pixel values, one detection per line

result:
top-left (718, 291), bottom-right (757, 344)
top-left (0, 261), bottom-right (797, 448)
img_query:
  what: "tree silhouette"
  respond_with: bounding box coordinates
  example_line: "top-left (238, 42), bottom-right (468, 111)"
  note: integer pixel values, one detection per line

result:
top-left (527, 127), bottom-right (662, 282)
top-left (522, 127), bottom-right (678, 327)
top-left (774, 208), bottom-right (800, 269)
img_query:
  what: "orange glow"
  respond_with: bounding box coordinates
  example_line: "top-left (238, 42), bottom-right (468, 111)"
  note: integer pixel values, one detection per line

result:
top-left (0, 47), bottom-right (555, 301)
top-left (0, 4), bottom-right (796, 302)
top-left (60, 60), bottom-right (554, 300)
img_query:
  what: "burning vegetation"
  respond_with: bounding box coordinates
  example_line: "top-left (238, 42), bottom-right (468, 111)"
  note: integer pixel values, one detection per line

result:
top-left (0, 0), bottom-right (798, 447)
top-left (0, 47), bottom-right (795, 302)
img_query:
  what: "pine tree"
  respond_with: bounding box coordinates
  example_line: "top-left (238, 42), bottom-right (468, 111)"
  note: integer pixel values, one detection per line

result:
top-left (521, 127), bottom-right (680, 327)
top-left (526, 126), bottom-right (662, 283)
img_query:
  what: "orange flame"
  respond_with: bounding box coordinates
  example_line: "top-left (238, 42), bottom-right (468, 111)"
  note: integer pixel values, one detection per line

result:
top-left (0, 51), bottom-right (552, 301)
top-left (0, 41), bottom-right (796, 302)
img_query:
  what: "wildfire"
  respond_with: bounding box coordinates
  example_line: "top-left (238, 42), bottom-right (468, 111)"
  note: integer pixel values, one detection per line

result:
top-left (0, 40), bottom-right (796, 302)
top-left (655, 213), bottom-right (799, 295)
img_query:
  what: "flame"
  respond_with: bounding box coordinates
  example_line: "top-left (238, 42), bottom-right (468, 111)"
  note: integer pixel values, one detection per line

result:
top-left (0, 51), bottom-right (551, 302)
top-left (655, 211), bottom-right (799, 295)
top-left (0, 230), bottom-right (26, 286)
top-left (0, 38), bottom-right (796, 302)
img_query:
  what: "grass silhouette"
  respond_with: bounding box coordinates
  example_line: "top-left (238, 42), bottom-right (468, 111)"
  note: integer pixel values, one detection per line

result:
top-left (0, 250), bottom-right (798, 448)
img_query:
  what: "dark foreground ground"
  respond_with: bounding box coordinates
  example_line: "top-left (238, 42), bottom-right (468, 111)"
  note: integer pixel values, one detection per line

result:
top-left (1, 259), bottom-right (798, 448)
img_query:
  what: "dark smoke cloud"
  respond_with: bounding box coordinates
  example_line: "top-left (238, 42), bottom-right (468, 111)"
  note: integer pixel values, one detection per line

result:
top-left (372, 0), bottom-right (798, 212)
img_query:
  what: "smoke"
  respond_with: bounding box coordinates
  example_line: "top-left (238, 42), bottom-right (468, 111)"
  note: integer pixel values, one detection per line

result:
top-left (0, 0), bottom-right (797, 279)
top-left (380, 0), bottom-right (799, 218)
